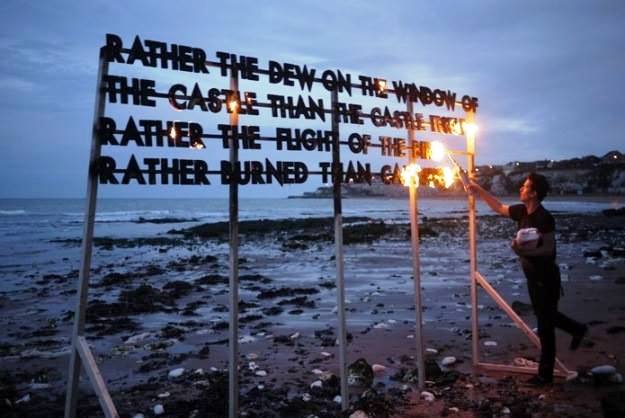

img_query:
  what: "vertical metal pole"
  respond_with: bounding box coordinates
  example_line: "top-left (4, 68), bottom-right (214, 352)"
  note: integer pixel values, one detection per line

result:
top-left (465, 110), bottom-right (479, 367)
top-left (331, 90), bottom-right (349, 410)
top-left (65, 52), bottom-right (109, 418)
top-left (228, 74), bottom-right (240, 418)
top-left (407, 101), bottom-right (425, 388)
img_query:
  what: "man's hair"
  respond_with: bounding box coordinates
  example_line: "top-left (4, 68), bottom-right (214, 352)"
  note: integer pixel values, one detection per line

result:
top-left (526, 172), bottom-right (550, 202)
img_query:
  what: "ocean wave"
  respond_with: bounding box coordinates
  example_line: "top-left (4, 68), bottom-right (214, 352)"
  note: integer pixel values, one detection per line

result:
top-left (0, 210), bottom-right (26, 215)
top-left (95, 210), bottom-right (173, 223)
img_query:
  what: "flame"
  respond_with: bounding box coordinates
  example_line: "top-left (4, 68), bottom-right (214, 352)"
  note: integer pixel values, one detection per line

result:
top-left (190, 138), bottom-right (205, 149)
top-left (442, 166), bottom-right (455, 188)
top-left (169, 126), bottom-right (177, 140)
top-left (450, 119), bottom-right (463, 135)
top-left (228, 98), bottom-right (239, 112)
top-left (430, 141), bottom-right (446, 162)
top-left (376, 79), bottom-right (387, 92)
top-left (400, 163), bottom-right (421, 187)
top-left (463, 122), bottom-right (478, 137)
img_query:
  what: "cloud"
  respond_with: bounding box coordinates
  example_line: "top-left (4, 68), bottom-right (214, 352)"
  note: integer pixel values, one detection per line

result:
top-left (0, 76), bottom-right (35, 92)
top-left (488, 117), bottom-right (539, 135)
top-left (0, 36), bottom-right (97, 81)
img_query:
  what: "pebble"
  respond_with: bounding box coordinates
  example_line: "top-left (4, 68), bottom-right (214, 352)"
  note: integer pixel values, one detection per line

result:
top-left (312, 368), bottom-right (325, 375)
top-left (157, 392), bottom-right (170, 398)
top-left (484, 341), bottom-right (498, 347)
top-left (421, 391), bottom-right (435, 402)
top-left (290, 332), bottom-right (300, 340)
top-left (513, 357), bottom-right (537, 367)
top-left (349, 411), bottom-right (370, 418)
top-left (153, 404), bottom-right (164, 415)
top-left (372, 364), bottom-right (387, 373)
top-left (320, 351), bottom-right (332, 357)
top-left (302, 393), bottom-right (312, 402)
top-left (168, 368), bottom-right (184, 378)
top-left (16, 394), bottom-right (31, 404)
top-left (441, 356), bottom-right (456, 366)
top-left (589, 275), bottom-right (603, 281)
top-left (239, 335), bottom-right (256, 343)
top-left (255, 370), bottom-right (267, 377)
top-left (248, 362), bottom-right (259, 371)
top-left (125, 332), bottom-right (152, 345)
top-left (448, 407), bottom-right (459, 413)
top-left (333, 395), bottom-right (342, 404)
top-left (591, 365), bottom-right (617, 375)
top-left (373, 322), bottom-right (389, 329)
top-left (132, 414), bottom-right (145, 418)
top-left (310, 380), bottom-right (323, 388)
top-left (425, 347), bottom-right (438, 354)
top-left (502, 406), bottom-right (511, 415)
top-left (246, 353), bottom-right (259, 360)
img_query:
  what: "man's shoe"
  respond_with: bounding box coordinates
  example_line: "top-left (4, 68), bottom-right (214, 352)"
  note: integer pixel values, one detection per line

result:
top-left (570, 325), bottom-right (588, 351)
top-left (525, 375), bottom-right (553, 387)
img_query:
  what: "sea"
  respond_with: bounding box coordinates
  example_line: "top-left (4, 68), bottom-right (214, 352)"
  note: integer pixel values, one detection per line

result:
top-left (0, 197), bottom-right (620, 283)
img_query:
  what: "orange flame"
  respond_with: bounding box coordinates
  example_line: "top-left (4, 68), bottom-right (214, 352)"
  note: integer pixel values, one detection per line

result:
top-left (228, 98), bottom-right (239, 113)
top-left (190, 138), bottom-right (205, 149)
top-left (430, 141), bottom-right (446, 162)
top-left (401, 163), bottom-right (421, 187)
top-left (463, 122), bottom-right (478, 137)
top-left (423, 166), bottom-right (457, 189)
top-left (169, 126), bottom-right (177, 140)
top-left (442, 166), bottom-right (455, 188)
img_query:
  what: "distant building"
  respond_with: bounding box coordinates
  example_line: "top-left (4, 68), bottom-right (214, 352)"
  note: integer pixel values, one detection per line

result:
top-left (600, 150), bottom-right (624, 165)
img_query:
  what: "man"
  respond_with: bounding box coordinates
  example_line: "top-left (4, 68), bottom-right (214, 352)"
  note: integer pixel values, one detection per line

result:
top-left (468, 172), bottom-right (587, 386)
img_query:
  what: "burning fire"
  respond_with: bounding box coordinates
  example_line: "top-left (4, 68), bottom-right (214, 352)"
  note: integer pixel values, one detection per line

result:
top-left (442, 166), bottom-right (455, 188)
top-left (169, 126), bottom-right (177, 140)
top-left (430, 141), bottom-right (446, 162)
top-left (422, 166), bottom-right (457, 189)
top-left (190, 138), bottom-right (205, 149)
top-left (228, 98), bottom-right (240, 113)
top-left (401, 163), bottom-right (421, 187)
top-left (463, 122), bottom-right (478, 137)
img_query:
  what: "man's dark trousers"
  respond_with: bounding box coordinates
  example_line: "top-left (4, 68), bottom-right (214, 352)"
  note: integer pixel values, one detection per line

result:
top-left (527, 274), bottom-right (585, 380)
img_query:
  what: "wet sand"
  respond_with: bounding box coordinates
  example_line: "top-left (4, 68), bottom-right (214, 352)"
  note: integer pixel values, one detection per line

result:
top-left (1, 212), bottom-right (624, 417)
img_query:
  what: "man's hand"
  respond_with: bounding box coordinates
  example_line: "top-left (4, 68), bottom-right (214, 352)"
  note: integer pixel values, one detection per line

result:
top-left (466, 180), bottom-right (480, 196)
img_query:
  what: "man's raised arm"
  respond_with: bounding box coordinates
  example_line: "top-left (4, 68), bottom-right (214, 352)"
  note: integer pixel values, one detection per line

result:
top-left (467, 180), bottom-right (510, 217)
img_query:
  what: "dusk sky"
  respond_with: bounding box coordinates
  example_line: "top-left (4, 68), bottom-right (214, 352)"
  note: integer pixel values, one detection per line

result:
top-left (1, 1), bottom-right (624, 198)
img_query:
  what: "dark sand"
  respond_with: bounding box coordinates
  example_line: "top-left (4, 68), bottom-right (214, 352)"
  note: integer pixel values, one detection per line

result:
top-left (1, 212), bottom-right (624, 417)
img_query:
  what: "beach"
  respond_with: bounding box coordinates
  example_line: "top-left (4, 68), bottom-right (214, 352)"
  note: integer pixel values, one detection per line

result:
top-left (1, 197), bottom-right (624, 417)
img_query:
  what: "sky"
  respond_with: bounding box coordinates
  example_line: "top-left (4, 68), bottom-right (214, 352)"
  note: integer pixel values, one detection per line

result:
top-left (1, 0), bottom-right (624, 198)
